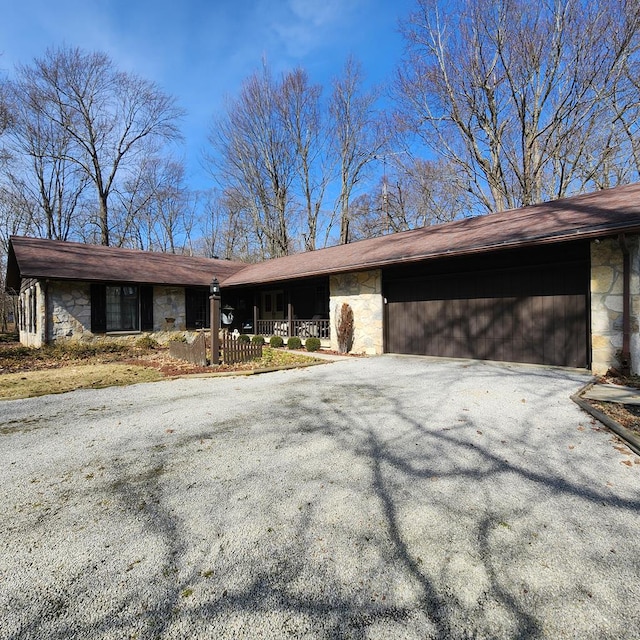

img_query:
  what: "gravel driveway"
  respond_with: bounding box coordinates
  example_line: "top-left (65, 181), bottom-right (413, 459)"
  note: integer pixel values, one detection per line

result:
top-left (1, 355), bottom-right (639, 639)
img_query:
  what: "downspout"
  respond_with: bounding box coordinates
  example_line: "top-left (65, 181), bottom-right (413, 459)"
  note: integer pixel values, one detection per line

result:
top-left (42, 279), bottom-right (49, 345)
top-left (618, 234), bottom-right (631, 376)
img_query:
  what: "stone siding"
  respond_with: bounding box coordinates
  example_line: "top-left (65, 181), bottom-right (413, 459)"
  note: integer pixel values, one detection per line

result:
top-left (49, 281), bottom-right (92, 341)
top-left (18, 279), bottom-right (46, 347)
top-left (329, 270), bottom-right (383, 355)
top-left (17, 281), bottom-right (190, 346)
top-left (590, 237), bottom-right (640, 374)
top-left (153, 287), bottom-right (186, 331)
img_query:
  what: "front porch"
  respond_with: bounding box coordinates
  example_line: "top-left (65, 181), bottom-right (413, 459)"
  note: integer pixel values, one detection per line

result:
top-left (221, 276), bottom-right (331, 342)
top-left (255, 318), bottom-right (330, 340)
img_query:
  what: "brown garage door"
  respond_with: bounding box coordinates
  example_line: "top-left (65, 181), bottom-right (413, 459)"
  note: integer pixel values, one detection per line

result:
top-left (384, 244), bottom-right (590, 368)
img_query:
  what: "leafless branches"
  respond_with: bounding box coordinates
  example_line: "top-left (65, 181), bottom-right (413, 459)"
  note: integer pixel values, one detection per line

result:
top-left (395, 0), bottom-right (640, 212)
top-left (3, 46), bottom-right (185, 246)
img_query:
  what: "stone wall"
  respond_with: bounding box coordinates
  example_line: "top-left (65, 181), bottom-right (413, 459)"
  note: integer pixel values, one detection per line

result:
top-left (48, 281), bottom-right (92, 342)
top-left (18, 279), bottom-right (46, 347)
top-left (590, 237), bottom-right (640, 374)
top-left (153, 287), bottom-right (186, 331)
top-left (16, 281), bottom-right (189, 345)
top-left (329, 270), bottom-right (383, 355)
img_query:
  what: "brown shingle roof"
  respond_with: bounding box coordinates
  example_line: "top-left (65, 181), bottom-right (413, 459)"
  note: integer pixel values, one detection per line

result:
top-left (7, 183), bottom-right (640, 292)
top-left (222, 182), bottom-right (640, 287)
top-left (5, 237), bottom-right (247, 291)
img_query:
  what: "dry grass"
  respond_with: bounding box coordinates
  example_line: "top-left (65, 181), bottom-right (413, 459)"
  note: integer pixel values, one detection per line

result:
top-left (0, 337), bottom-right (323, 400)
top-left (0, 363), bottom-right (164, 400)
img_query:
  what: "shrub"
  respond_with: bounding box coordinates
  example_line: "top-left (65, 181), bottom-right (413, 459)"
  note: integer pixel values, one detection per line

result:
top-left (238, 334), bottom-right (251, 343)
top-left (168, 334), bottom-right (187, 343)
top-left (336, 302), bottom-right (354, 353)
top-left (46, 340), bottom-right (125, 359)
top-left (269, 335), bottom-right (284, 348)
top-left (251, 335), bottom-right (265, 345)
top-left (305, 337), bottom-right (321, 352)
top-left (1, 345), bottom-right (34, 359)
top-left (136, 334), bottom-right (159, 350)
top-left (287, 336), bottom-right (302, 350)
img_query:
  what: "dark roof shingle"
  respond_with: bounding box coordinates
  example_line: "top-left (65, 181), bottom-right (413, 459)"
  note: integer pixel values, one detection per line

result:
top-left (222, 182), bottom-right (640, 286)
top-left (5, 237), bottom-right (247, 290)
top-left (7, 183), bottom-right (640, 292)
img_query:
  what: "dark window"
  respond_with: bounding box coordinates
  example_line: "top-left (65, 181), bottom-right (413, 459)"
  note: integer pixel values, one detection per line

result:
top-left (106, 286), bottom-right (139, 331)
top-left (140, 286), bottom-right (154, 331)
top-left (90, 284), bottom-right (107, 333)
top-left (185, 288), bottom-right (209, 329)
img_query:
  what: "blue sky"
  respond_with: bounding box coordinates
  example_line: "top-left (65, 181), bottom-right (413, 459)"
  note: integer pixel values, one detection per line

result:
top-left (1, 0), bottom-right (417, 193)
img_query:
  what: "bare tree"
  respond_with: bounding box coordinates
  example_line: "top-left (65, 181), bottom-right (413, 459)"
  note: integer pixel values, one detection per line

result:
top-left (278, 68), bottom-right (329, 251)
top-left (395, 0), bottom-right (640, 213)
top-left (0, 71), bottom-right (10, 139)
top-left (0, 185), bottom-right (34, 331)
top-left (329, 57), bottom-right (387, 244)
top-left (12, 46), bottom-right (184, 245)
top-left (3, 76), bottom-right (91, 240)
top-left (114, 155), bottom-right (195, 253)
top-left (350, 156), bottom-right (470, 239)
top-left (200, 187), bottom-right (261, 261)
top-left (209, 63), bottom-right (297, 259)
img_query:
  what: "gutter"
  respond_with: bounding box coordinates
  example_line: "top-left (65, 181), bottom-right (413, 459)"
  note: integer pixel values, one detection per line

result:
top-left (618, 234), bottom-right (631, 376)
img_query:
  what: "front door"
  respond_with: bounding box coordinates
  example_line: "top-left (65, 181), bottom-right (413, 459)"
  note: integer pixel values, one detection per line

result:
top-left (261, 290), bottom-right (285, 320)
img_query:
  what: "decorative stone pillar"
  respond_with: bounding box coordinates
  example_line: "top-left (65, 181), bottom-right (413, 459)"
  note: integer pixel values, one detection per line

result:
top-left (590, 237), bottom-right (640, 374)
top-left (329, 270), bottom-right (383, 355)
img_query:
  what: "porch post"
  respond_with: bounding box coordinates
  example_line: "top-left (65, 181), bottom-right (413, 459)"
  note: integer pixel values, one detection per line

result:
top-left (253, 302), bottom-right (259, 336)
top-left (288, 301), bottom-right (293, 337)
top-left (210, 278), bottom-right (221, 366)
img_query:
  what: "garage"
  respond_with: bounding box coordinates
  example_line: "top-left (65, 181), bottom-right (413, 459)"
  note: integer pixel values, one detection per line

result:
top-left (384, 241), bottom-right (590, 368)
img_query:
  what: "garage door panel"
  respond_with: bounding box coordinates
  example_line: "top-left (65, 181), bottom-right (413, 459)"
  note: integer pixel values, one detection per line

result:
top-left (384, 251), bottom-right (589, 368)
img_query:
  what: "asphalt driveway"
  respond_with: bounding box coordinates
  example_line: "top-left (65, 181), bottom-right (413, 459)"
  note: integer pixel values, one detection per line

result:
top-left (1, 355), bottom-right (639, 639)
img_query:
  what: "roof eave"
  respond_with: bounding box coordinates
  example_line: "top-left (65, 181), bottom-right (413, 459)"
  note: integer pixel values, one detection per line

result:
top-left (223, 222), bottom-right (640, 288)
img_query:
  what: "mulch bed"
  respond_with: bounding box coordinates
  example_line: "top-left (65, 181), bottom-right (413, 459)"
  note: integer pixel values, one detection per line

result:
top-left (0, 341), bottom-right (230, 377)
top-left (582, 373), bottom-right (640, 440)
top-left (124, 351), bottom-right (284, 377)
top-left (585, 399), bottom-right (640, 439)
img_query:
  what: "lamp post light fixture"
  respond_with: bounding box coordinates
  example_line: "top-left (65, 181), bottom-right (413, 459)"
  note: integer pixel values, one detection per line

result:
top-left (210, 276), bottom-right (221, 366)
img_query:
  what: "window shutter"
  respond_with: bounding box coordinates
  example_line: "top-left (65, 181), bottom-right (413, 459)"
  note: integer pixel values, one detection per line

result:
top-left (140, 286), bottom-right (154, 331)
top-left (90, 284), bottom-right (107, 333)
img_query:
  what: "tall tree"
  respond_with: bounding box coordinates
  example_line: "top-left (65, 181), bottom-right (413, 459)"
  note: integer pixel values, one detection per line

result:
top-left (278, 68), bottom-right (328, 251)
top-left (10, 46), bottom-right (184, 245)
top-left (209, 63), bottom-right (297, 259)
top-left (329, 57), bottom-right (387, 244)
top-left (395, 0), bottom-right (640, 213)
top-left (3, 78), bottom-right (90, 240)
top-left (202, 187), bottom-right (260, 261)
top-left (115, 155), bottom-right (195, 253)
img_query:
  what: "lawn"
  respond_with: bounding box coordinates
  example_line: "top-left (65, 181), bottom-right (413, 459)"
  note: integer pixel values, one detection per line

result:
top-left (0, 335), bottom-right (322, 400)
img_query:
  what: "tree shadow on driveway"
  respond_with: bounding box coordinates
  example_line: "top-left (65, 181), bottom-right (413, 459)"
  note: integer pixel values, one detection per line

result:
top-left (3, 357), bottom-right (640, 639)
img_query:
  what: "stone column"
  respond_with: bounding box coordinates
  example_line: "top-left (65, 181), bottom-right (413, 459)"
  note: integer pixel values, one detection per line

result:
top-left (329, 270), bottom-right (383, 355)
top-left (590, 237), bottom-right (640, 374)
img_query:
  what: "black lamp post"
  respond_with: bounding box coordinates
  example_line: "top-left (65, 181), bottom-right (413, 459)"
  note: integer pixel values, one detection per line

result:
top-left (210, 277), bottom-right (221, 365)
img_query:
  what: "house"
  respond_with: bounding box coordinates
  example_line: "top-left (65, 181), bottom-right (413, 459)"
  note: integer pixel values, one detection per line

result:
top-left (6, 182), bottom-right (640, 375)
top-left (4, 238), bottom-right (247, 344)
